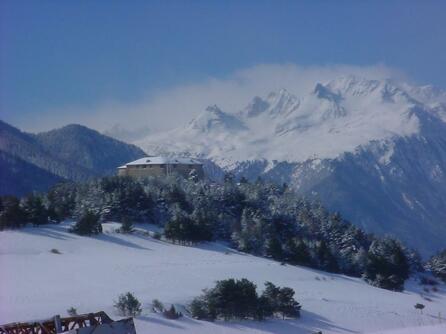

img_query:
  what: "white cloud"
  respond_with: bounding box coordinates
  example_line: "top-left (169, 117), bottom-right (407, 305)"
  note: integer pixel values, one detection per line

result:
top-left (22, 63), bottom-right (406, 136)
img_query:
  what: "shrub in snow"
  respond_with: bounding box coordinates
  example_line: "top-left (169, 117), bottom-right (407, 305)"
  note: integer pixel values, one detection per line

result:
top-left (151, 299), bottom-right (164, 313)
top-left (46, 182), bottom-right (77, 222)
top-left (363, 238), bottom-right (409, 291)
top-left (164, 206), bottom-right (212, 245)
top-left (67, 307), bottom-right (78, 316)
top-left (114, 292), bottom-right (142, 317)
top-left (189, 297), bottom-right (210, 320)
top-left (265, 236), bottom-right (284, 260)
top-left (21, 193), bottom-right (49, 226)
top-left (50, 248), bottom-right (61, 254)
top-left (0, 196), bottom-right (26, 230)
top-left (189, 279), bottom-right (301, 321)
top-left (70, 211), bottom-right (102, 236)
top-left (163, 305), bottom-right (182, 319)
top-left (261, 282), bottom-right (301, 319)
top-left (414, 303), bottom-right (425, 313)
top-left (120, 217), bottom-right (134, 233)
top-left (190, 278), bottom-right (258, 320)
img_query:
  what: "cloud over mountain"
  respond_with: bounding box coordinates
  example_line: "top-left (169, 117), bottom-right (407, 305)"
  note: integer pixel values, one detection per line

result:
top-left (20, 63), bottom-right (405, 136)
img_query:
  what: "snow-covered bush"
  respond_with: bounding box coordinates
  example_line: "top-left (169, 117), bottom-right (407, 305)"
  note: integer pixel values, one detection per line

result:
top-left (426, 250), bottom-right (446, 282)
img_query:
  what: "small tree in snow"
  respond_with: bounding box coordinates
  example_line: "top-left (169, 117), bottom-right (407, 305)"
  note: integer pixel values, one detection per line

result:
top-left (120, 216), bottom-right (134, 233)
top-left (152, 299), bottom-right (164, 313)
top-left (67, 307), bottom-right (78, 316)
top-left (114, 292), bottom-right (142, 316)
top-left (414, 303), bottom-right (425, 314)
top-left (71, 211), bottom-right (102, 236)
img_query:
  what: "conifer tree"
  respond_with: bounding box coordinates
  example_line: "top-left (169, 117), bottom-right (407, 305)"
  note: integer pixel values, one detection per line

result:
top-left (71, 210), bottom-right (102, 235)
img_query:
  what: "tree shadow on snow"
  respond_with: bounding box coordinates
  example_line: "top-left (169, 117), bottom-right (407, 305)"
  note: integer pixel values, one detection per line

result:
top-left (137, 315), bottom-right (186, 329)
top-left (21, 225), bottom-right (76, 240)
top-left (94, 233), bottom-right (153, 251)
top-left (209, 310), bottom-right (360, 334)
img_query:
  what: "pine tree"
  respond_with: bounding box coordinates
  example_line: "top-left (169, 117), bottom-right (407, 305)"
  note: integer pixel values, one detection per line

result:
top-left (287, 239), bottom-right (312, 266)
top-left (120, 216), bottom-right (134, 233)
top-left (364, 238), bottom-right (409, 291)
top-left (317, 240), bottom-right (339, 272)
top-left (261, 282), bottom-right (301, 319)
top-left (276, 287), bottom-right (301, 319)
top-left (114, 292), bottom-right (142, 316)
top-left (21, 193), bottom-right (48, 226)
top-left (71, 211), bottom-right (102, 236)
top-left (265, 236), bottom-right (284, 260)
top-left (426, 249), bottom-right (446, 282)
top-left (0, 196), bottom-right (25, 230)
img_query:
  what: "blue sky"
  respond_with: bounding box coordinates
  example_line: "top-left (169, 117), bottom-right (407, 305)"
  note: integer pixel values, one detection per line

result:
top-left (1, 1), bottom-right (446, 132)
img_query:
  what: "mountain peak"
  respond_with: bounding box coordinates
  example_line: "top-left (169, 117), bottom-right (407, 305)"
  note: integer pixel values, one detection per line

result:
top-left (313, 83), bottom-right (342, 102)
top-left (205, 104), bottom-right (224, 115)
top-left (138, 76), bottom-right (443, 165)
top-left (187, 105), bottom-right (246, 133)
top-left (241, 96), bottom-right (270, 118)
top-left (326, 75), bottom-right (382, 96)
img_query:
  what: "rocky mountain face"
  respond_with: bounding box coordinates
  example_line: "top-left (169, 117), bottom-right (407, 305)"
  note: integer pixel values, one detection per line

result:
top-left (0, 121), bottom-right (146, 195)
top-left (137, 76), bottom-right (446, 256)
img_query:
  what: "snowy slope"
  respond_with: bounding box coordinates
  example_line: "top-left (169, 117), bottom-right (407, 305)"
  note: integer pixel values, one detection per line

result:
top-left (1, 222), bottom-right (445, 334)
top-left (371, 324), bottom-right (446, 334)
top-left (135, 76), bottom-right (446, 256)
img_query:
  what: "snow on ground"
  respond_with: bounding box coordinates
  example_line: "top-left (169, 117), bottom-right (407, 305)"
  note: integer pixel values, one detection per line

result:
top-left (371, 324), bottom-right (446, 334)
top-left (1, 222), bottom-right (445, 334)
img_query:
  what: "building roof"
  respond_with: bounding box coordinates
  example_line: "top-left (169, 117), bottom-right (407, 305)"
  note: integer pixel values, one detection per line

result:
top-left (119, 156), bottom-right (202, 168)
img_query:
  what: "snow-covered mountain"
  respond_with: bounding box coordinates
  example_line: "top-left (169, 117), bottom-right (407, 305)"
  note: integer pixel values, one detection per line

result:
top-left (136, 76), bottom-right (446, 256)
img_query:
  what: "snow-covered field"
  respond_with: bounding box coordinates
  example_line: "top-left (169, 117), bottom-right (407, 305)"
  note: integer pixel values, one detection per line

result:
top-left (1, 222), bottom-right (445, 333)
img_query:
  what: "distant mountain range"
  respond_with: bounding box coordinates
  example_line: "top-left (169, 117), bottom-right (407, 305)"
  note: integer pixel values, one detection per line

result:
top-left (136, 76), bottom-right (446, 256)
top-left (2, 75), bottom-right (446, 256)
top-left (0, 121), bottom-right (146, 196)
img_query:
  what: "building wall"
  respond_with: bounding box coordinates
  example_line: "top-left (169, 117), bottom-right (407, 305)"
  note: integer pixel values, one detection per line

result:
top-left (118, 164), bottom-right (204, 179)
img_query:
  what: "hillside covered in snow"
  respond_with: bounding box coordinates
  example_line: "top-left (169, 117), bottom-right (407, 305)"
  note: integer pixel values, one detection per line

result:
top-left (1, 222), bottom-right (445, 334)
top-left (136, 76), bottom-right (446, 256)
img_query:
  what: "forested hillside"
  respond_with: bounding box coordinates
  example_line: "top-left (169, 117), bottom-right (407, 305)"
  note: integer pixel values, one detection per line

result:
top-left (0, 120), bottom-right (146, 195)
top-left (1, 174), bottom-right (431, 291)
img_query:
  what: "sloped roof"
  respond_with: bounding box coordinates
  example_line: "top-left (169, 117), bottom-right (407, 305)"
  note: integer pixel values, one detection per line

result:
top-left (121, 156), bottom-right (202, 167)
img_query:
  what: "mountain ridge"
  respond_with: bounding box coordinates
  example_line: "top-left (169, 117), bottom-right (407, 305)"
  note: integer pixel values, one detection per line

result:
top-left (0, 121), bottom-right (146, 195)
top-left (136, 76), bottom-right (446, 256)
